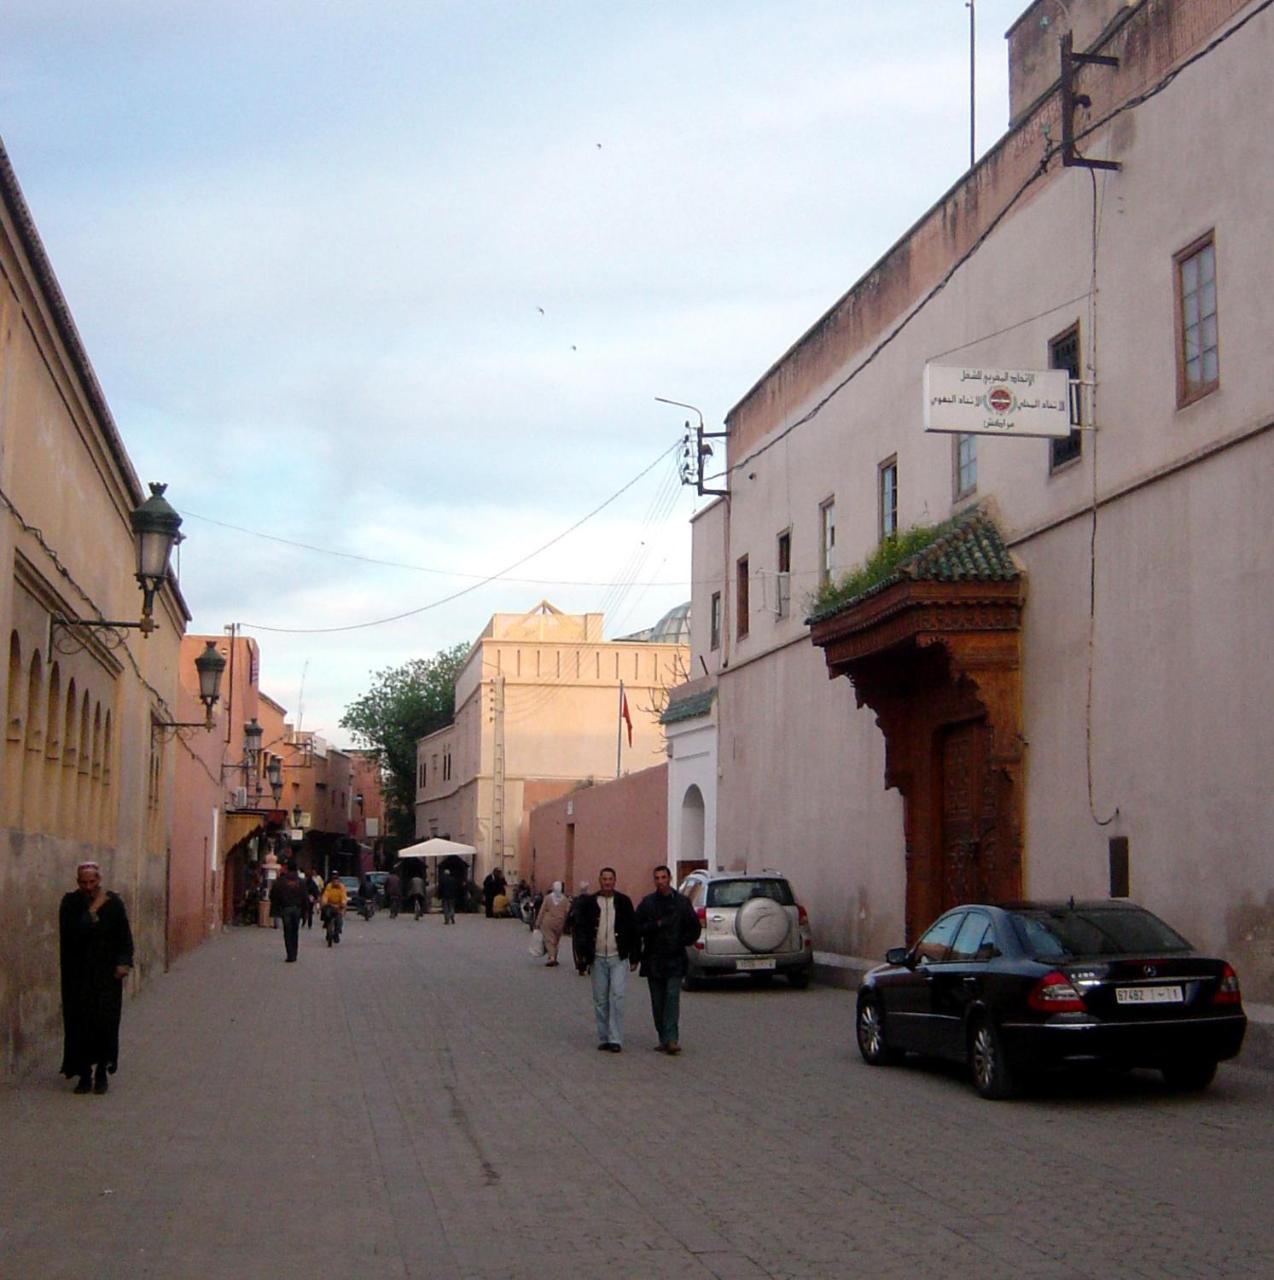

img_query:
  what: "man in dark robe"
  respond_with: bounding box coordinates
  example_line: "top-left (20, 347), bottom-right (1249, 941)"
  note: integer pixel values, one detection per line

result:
top-left (59, 861), bottom-right (134, 1095)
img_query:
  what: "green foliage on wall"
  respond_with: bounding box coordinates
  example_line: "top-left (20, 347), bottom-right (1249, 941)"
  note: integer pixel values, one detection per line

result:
top-left (806, 523), bottom-right (941, 621)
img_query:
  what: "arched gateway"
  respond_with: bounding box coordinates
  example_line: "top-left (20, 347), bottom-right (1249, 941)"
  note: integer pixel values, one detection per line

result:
top-left (808, 509), bottom-right (1025, 941)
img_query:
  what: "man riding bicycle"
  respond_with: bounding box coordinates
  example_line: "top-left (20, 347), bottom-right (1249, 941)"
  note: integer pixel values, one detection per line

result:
top-left (319, 873), bottom-right (348, 944)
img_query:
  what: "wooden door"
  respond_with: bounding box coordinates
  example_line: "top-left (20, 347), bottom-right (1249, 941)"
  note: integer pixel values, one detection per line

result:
top-left (938, 719), bottom-right (993, 910)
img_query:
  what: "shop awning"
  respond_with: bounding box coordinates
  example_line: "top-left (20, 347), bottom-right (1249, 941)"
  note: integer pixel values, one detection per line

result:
top-left (397, 837), bottom-right (478, 860)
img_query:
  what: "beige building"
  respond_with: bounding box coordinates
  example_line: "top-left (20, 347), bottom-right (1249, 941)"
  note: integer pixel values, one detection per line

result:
top-left (415, 601), bottom-right (688, 885)
top-left (675, 0), bottom-right (1274, 998)
top-left (1, 142), bottom-right (190, 1075)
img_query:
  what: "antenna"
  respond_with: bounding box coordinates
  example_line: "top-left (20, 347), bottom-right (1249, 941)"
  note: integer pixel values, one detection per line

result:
top-left (296, 658), bottom-right (309, 732)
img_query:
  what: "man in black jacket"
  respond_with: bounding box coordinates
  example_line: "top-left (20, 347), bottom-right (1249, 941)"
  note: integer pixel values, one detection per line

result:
top-left (572, 868), bottom-right (640, 1053)
top-left (635, 865), bottom-right (702, 1055)
top-left (269, 859), bottom-right (310, 962)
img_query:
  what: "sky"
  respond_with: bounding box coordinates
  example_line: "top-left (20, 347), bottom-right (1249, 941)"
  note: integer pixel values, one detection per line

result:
top-left (3, 0), bottom-right (1033, 746)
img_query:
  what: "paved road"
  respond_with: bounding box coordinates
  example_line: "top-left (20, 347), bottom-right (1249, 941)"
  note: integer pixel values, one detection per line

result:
top-left (2, 911), bottom-right (1271, 1280)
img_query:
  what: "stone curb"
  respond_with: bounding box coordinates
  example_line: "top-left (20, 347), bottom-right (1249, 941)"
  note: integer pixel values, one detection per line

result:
top-left (813, 952), bottom-right (1274, 1072)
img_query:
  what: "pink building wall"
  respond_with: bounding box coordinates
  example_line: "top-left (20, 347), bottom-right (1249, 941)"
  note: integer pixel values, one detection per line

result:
top-left (526, 765), bottom-right (667, 902)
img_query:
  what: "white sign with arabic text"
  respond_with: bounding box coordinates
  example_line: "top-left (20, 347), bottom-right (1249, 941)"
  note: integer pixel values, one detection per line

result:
top-left (924, 364), bottom-right (1073, 438)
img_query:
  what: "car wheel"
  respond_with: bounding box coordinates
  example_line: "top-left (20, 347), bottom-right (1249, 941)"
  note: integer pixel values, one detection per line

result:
top-left (1161, 1058), bottom-right (1218, 1091)
top-left (787, 969), bottom-right (811, 989)
top-left (856, 996), bottom-right (900, 1066)
top-left (682, 973), bottom-right (702, 992)
top-left (968, 1016), bottom-right (1017, 1100)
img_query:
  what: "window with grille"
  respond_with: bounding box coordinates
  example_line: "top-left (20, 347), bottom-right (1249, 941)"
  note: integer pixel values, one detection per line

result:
top-left (736, 556), bottom-right (750, 639)
top-left (709, 592), bottom-right (721, 651)
top-left (775, 530), bottom-right (791, 619)
top-left (1176, 233), bottom-right (1218, 406)
top-left (819, 499), bottom-right (836, 586)
top-left (954, 434), bottom-right (977, 499)
top-left (878, 458), bottom-right (898, 540)
top-left (1049, 326), bottom-right (1082, 470)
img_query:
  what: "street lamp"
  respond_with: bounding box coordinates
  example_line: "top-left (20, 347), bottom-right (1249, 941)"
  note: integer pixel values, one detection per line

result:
top-left (243, 718), bottom-right (264, 769)
top-left (130, 483), bottom-right (184, 635)
top-left (291, 804), bottom-right (304, 830)
top-left (266, 756), bottom-right (283, 807)
top-left (151, 639), bottom-right (227, 739)
top-left (53, 481), bottom-right (185, 643)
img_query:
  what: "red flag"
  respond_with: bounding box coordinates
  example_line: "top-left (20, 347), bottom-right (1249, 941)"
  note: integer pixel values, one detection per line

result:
top-left (621, 690), bottom-right (633, 747)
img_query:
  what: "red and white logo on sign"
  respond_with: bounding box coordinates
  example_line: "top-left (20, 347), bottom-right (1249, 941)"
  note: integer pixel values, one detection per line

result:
top-left (987, 386), bottom-right (1014, 413)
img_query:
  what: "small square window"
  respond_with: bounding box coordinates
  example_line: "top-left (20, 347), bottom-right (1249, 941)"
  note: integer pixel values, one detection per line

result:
top-left (878, 457), bottom-right (898, 540)
top-left (1176, 233), bottom-right (1219, 406)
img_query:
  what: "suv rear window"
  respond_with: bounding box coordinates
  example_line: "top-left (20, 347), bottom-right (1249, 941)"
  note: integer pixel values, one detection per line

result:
top-left (1008, 907), bottom-right (1191, 959)
top-left (706, 879), bottom-right (794, 908)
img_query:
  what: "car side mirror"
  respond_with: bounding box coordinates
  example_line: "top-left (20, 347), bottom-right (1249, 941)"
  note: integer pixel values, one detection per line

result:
top-left (885, 946), bottom-right (911, 966)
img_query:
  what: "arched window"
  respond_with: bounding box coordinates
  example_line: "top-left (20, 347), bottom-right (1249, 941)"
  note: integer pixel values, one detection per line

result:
top-left (77, 690), bottom-right (92, 839)
top-left (60, 678), bottom-right (78, 837)
top-left (44, 663), bottom-right (62, 830)
top-left (24, 650), bottom-right (44, 831)
top-left (5, 633), bottom-right (20, 744)
top-left (3, 634), bottom-right (23, 826)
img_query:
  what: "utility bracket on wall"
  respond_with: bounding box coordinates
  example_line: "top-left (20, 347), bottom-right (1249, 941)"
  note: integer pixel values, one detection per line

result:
top-left (1060, 31), bottom-right (1121, 172)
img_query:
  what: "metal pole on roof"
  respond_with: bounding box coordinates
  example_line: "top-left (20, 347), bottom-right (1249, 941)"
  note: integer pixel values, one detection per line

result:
top-left (967, 1), bottom-right (976, 169)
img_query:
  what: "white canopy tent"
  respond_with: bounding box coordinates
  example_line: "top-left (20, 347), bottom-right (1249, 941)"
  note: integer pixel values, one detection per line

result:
top-left (396, 837), bottom-right (477, 861)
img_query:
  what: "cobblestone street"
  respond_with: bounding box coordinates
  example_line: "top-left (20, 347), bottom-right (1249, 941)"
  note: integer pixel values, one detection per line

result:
top-left (3, 912), bottom-right (1272, 1280)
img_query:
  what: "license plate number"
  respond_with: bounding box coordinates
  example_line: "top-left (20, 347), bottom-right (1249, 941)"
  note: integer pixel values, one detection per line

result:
top-left (1116, 985), bottom-right (1183, 1004)
top-left (737, 957), bottom-right (776, 972)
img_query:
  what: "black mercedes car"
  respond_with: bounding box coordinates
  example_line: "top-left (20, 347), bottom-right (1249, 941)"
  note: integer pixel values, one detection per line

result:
top-left (855, 901), bottom-right (1246, 1099)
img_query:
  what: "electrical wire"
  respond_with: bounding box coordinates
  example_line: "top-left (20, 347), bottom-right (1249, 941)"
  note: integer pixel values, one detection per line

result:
top-left (177, 508), bottom-right (687, 588)
top-left (239, 439), bottom-right (681, 635)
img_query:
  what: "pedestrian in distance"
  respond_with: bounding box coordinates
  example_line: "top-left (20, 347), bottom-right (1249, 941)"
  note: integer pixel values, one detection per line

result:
top-left (407, 872), bottom-right (427, 919)
top-left (270, 858), bottom-right (310, 962)
top-left (319, 872), bottom-right (348, 944)
top-left (303, 868), bottom-right (320, 929)
top-left (384, 870), bottom-right (402, 918)
top-left (482, 867), bottom-right (507, 918)
top-left (572, 868), bottom-right (639, 1052)
top-left (567, 881), bottom-right (591, 974)
top-left (59, 861), bottom-right (134, 1095)
top-left (534, 881), bottom-right (571, 967)
top-left (439, 867), bottom-right (459, 924)
top-left (635, 865), bottom-right (701, 1055)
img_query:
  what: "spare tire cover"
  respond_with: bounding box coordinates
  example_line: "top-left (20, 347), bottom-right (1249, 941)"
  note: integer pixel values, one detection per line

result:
top-left (735, 897), bottom-right (790, 953)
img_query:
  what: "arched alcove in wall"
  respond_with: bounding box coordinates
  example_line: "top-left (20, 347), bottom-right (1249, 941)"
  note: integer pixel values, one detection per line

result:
top-left (680, 784), bottom-right (705, 863)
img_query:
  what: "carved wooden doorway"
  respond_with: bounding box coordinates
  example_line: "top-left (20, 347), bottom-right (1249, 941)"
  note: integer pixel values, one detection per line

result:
top-left (937, 717), bottom-right (994, 914)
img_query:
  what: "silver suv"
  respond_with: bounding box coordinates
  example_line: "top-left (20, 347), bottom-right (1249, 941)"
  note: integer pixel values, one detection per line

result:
top-left (679, 870), bottom-right (813, 988)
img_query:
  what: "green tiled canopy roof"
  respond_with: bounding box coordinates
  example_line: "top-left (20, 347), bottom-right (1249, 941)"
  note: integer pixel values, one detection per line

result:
top-left (807, 507), bottom-right (1019, 624)
top-left (660, 687), bottom-right (717, 725)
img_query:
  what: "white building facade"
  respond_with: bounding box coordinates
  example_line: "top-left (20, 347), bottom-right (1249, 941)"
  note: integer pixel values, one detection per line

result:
top-left (682, 0), bottom-right (1274, 998)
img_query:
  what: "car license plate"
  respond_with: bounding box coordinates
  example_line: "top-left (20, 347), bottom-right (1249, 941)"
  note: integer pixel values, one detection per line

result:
top-left (737, 957), bottom-right (776, 972)
top-left (1115, 985), bottom-right (1183, 1004)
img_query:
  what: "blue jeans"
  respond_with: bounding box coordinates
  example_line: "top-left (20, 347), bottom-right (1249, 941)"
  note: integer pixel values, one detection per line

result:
top-left (591, 954), bottom-right (628, 1045)
top-left (647, 974), bottom-right (683, 1046)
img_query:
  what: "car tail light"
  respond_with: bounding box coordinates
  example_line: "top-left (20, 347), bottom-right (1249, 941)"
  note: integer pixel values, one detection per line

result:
top-left (797, 904), bottom-right (809, 927)
top-left (694, 906), bottom-right (706, 950)
top-left (1213, 963), bottom-right (1241, 1005)
top-left (1028, 970), bottom-right (1087, 1014)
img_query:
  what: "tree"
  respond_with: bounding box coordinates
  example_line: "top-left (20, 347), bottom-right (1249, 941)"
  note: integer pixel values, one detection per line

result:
top-left (340, 642), bottom-right (469, 840)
